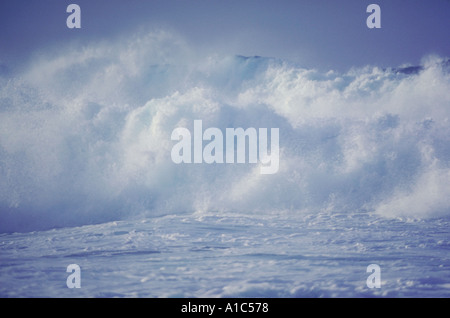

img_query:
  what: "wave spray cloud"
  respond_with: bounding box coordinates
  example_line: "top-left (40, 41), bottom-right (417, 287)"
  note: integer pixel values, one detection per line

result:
top-left (0, 30), bottom-right (449, 233)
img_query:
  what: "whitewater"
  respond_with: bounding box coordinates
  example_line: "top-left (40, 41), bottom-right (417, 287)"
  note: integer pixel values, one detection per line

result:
top-left (1, 31), bottom-right (450, 297)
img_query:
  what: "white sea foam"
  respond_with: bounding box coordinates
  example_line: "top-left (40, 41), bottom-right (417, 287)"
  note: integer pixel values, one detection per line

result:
top-left (1, 30), bottom-right (449, 232)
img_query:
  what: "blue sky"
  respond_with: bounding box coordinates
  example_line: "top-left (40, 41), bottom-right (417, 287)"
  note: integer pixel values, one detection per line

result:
top-left (0, 0), bottom-right (449, 71)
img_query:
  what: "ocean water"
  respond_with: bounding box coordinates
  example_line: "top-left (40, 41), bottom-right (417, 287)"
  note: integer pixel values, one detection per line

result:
top-left (1, 212), bottom-right (450, 297)
top-left (1, 31), bottom-right (450, 297)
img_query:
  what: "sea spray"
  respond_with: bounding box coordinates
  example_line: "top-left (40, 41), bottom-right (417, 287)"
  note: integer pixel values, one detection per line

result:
top-left (1, 31), bottom-right (449, 232)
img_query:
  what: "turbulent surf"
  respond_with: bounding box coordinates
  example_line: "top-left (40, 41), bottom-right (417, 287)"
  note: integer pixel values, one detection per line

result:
top-left (0, 31), bottom-right (449, 297)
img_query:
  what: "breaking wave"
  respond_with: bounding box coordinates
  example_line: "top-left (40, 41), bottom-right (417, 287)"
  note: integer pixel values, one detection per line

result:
top-left (1, 30), bottom-right (449, 232)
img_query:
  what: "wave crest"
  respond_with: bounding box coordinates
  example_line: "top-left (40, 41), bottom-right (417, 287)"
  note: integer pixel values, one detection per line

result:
top-left (1, 31), bottom-right (449, 232)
